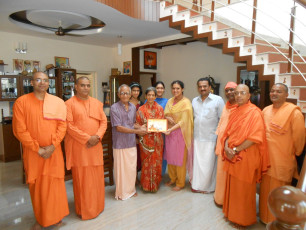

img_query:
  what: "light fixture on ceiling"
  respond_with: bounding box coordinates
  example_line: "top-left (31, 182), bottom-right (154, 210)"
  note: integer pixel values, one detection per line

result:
top-left (117, 35), bottom-right (122, 56)
top-left (118, 43), bottom-right (122, 56)
top-left (15, 42), bottom-right (27, 54)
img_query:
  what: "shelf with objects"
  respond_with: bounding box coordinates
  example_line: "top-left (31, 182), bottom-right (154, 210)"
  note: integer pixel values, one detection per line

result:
top-left (57, 68), bottom-right (76, 101)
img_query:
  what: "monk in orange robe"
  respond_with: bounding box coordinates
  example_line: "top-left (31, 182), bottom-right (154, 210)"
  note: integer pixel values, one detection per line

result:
top-left (65, 76), bottom-right (107, 220)
top-left (221, 84), bottom-right (270, 227)
top-left (259, 83), bottom-right (305, 224)
top-left (214, 81), bottom-right (238, 206)
top-left (13, 72), bottom-right (69, 230)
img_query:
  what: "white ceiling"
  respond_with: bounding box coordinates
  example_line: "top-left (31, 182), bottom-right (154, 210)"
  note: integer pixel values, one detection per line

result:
top-left (0, 0), bottom-right (181, 47)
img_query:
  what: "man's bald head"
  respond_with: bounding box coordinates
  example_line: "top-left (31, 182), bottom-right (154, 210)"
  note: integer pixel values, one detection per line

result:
top-left (234, 84), bottom-right (250, 106)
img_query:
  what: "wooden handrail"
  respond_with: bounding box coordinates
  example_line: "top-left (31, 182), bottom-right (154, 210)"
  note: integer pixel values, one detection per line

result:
top-left (288, 6), bottom-right (296, 73)
top-left (251, 0), bottom-right (257, 44)
top-left (295, 0), bottom-right (306, 8)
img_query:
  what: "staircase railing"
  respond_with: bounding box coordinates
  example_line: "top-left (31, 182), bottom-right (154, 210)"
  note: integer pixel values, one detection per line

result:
top-left (160, 0), bottom-right (306, 82)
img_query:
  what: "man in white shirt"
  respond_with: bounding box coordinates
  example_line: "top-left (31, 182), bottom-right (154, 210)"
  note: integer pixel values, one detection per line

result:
top-left (191, 77), bottom-right (224, 193)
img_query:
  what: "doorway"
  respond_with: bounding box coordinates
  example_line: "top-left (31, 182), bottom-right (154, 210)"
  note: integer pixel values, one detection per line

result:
top-left (139, 72), bottom-right (156, 102)
top-left (237, 66), bottom-right (273, 109)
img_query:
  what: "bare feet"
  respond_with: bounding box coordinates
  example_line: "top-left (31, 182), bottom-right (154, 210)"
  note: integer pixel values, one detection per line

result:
top-left (55, 220), bottom-right (63, 226)
top-left (172, 186), bottom-right (183, 191)
top-left (230, 222), bottom-right (246, 229)
top-left (165, 181), bottom-right (175, 186)
top-left (31, 222), bottom-right (42, 230)
top-left (132, 192), bottom-right (138, 198)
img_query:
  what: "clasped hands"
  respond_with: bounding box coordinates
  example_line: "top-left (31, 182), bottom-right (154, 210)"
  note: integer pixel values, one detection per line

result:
top-left (38, 145), bottom-right (55, 159)
top-left (87, 135), bottom-right (100, 148)
top-left (224, 145), bottom-right (236, 160)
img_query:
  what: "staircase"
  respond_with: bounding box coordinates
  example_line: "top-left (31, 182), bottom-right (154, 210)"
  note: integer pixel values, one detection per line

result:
top-left (159, 0), bottom-right (306, 112)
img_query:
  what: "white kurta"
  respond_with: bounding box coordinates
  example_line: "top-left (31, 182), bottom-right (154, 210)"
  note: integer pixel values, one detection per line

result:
top-left (191, 94), bottom-right (224, 192)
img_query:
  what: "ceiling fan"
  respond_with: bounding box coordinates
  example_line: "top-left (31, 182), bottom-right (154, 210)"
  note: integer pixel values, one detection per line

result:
top-left (54, 20), bottom-right (82, 36)
top-left (9, 10), bottom-right (105, 37)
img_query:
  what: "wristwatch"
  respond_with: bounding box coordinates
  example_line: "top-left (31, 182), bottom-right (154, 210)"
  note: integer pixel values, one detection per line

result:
top-left (233, 147), bottom-right (238, 154)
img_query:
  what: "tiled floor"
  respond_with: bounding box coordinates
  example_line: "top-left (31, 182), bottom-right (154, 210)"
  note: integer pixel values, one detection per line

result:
top-left (0, 160), bottom-right (266, 230)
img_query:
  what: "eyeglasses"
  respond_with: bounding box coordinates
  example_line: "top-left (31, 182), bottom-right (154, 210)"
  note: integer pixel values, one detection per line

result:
top-left (34, 78), bottom-right (49, 83)
top-left (234, 91), bottom-right (247, 96)
top-left (120, 92), bottom-right (130, 96)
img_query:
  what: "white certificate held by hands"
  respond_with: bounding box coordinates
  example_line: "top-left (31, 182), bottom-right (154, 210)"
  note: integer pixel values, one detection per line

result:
top-left (147, 119), bottom-right (168, 132)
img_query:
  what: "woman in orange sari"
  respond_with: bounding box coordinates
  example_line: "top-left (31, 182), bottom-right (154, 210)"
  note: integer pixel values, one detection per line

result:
top-left (136, 87), bottom-right (164, 192)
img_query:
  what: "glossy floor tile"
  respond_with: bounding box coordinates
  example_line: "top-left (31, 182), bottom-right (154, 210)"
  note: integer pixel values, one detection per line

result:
top-left (0, 161), bottom-right (266, 230)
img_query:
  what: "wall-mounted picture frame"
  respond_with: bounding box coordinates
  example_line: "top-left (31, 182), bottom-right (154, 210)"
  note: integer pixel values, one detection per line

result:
top-left (13, 59), bottom-right (24, 73)
top-left (55, 56), bottom-right (70, 68)
top-left (32, 60), bottom-right (41, 71)
top-left (123, 61), bottom-right (132, 75)
top-left (144, 51), bottom-right (157, 70)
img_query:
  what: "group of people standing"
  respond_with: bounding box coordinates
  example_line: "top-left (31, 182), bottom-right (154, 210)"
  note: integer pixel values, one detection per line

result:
top-left (110, 77), bottom-right (305, 228)
top-left (12, 71), bottom-right (305, 229)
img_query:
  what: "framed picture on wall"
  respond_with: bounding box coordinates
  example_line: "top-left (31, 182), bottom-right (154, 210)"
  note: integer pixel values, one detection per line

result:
top-left (55, 56), bottom-right (70, 68)
top-left (144, 51), bottom-right (157, 70)
top-left (13, 59), bottom-right (24, 73)
top-left (123, 61), bottom-right (132, 75)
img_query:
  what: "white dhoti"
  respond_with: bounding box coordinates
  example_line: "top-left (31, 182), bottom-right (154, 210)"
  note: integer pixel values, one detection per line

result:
top-left (113, 147), bottom-right (137, 200)
top-left (191, 140), bottom-right (217, 192)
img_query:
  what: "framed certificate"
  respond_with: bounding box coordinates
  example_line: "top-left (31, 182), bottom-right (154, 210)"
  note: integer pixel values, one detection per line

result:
top-left (147, 119), bottom-right (168, 132)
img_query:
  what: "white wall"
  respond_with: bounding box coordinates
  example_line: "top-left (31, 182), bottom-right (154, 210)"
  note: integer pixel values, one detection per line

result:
top-left (114, 35), bottom-right (242, 101)
top-left (0, 31), bottom-right (242, 118)
top-left (0, 31), bottom-right (114, 117)
top-left (160, 42), bottom-right (242, 100)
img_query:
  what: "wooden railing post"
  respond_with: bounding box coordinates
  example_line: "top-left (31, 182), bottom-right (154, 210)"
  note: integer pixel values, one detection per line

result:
top-left (297, 149), bottom-right (306, 192)
top-left (211, 0), bottom-right (215, 21)
top-left (288, 6), bottom-right (296, 73)
top-left (251, 0), bottom-right (257, 44)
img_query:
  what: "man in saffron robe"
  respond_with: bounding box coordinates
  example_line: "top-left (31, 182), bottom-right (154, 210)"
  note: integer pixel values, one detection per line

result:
top-left (13, 72), bottom-right (69, 230)
top-left (259, 83), bottom-right (305, 224)
top-left (214, 81), bottom-right (237, 206)
top-left (110, 84), bottom-right (147, 200)
top-left (65, 76), bottom-right (107, 219)
top-left (221, 84), bottom-right (270, 227)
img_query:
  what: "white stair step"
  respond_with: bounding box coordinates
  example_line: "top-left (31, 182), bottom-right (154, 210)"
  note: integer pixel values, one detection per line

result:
top-left (297, 101), bottom-right (306, 113)
top-left (240, 44), bottom-right (256, 56)
top-left (229, 36), bottom-right (246, 48)
top-left (173, 10), bottom-right (190, 22)
top-left (288, 87), bottom-right (300, 99)
top-left (160, 4), bottom-right (178, 18)
top-left (264, 62), bottom-right (281, 75)
top-left (253, 53), bottom-right (269, 65)
top-left (198, 22), bottom-right (218, 34)
top-left (185, 15), bottom-right (204, 28)
top-left (213, 28), bottom-right (233, 40)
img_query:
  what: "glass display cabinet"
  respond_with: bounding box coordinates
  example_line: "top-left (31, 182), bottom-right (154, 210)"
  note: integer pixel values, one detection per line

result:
top-left (0, 76), bottom-right (19, 101)
top-left (20, 76), bottom-right (33, 95)
top-left (56, 68), bottom-right (76, 101)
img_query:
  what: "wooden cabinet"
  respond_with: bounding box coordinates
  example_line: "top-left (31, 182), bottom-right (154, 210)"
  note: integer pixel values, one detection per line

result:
top-left (0, 75), bottom-right (19, 101)
top-left (109, 75), bottom-right (133, 104)
top-left (0, 123), bottom-right (21, 162)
